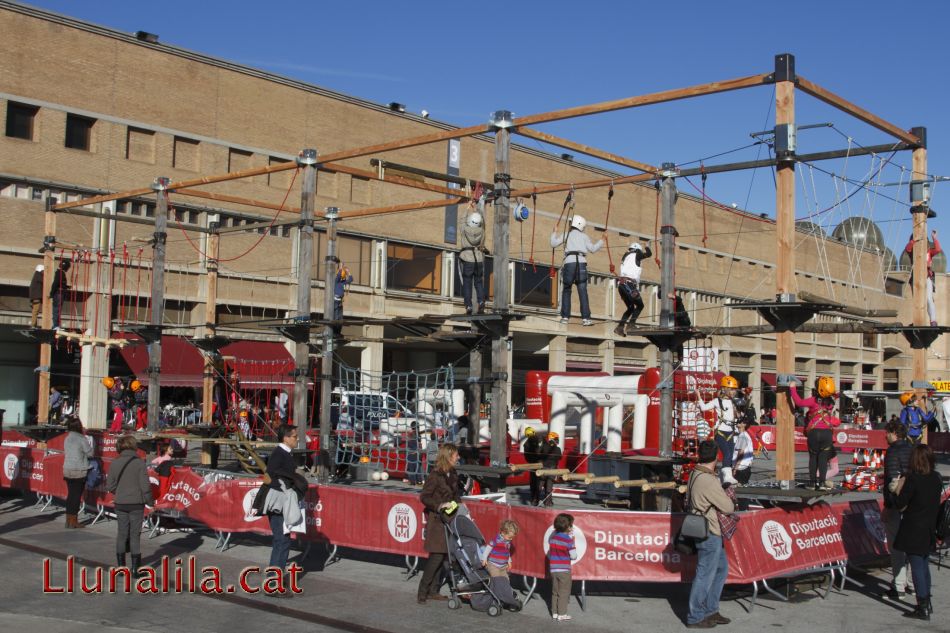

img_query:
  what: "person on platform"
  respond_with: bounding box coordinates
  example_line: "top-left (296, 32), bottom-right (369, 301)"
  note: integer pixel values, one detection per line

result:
top-left (131, 380), bottom-right (148, 430)
top-left (685, 440), bottom-right (734, 628)
top-left (265, 424), bottom-right (300, 594)
top-left (904, 229), bottom-right (941, 326)
top-left (29, 264), bottom-right (44, 328)
top-left (893, 444), bottom-right (943, 620)
top-left (614, 241), bottom-right (652, 336)
top-left (417, 443), bottom-right (462, 604)
top-left (731, 418), bottom-right (754, 485)
top-left (539, 432), bottom-right (562, 507)
top-left (459, 208), bottom-right (487, 315)
top-left (548, 512), bottom-right (577, 622)
top-left (694, 376), bottom-right (741, 486)
top-left (105, 378), bottom-right (127, 433)
top-left (789, 376), bottom-right (841, 490)
top-left (882, 420), bottom-right (914, 599)
top-left (49, 258), bottom-right (71, 330)
top-left (521, 426), bottom-right (543, 505)
top-left (551, 214), bottom-right (603, 326)
top-left (333, 261), bottom-right (353, 336)
top-left (107, 434), bottom-right (153, 576)
top-left (899, 391), bottom-right (935, 445)
top-left (48, 386), bottom-right (63, 424)
top-left (62, 416), bottom-right (92, 529)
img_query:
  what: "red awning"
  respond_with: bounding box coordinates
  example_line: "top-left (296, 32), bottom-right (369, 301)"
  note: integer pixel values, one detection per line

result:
top-left (117, 335), bottom-right (293, 388)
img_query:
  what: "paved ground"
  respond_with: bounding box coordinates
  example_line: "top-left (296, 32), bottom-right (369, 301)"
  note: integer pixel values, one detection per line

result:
top-left (1, 470), bottom-right (948, 633)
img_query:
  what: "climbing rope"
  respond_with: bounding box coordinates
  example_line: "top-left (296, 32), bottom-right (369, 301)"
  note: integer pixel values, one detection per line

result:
top-left (550, 185), bottom-right (575, 277)
top-left (605, 182), bottom-right (615, 274)
top-left (529, 188), bottom-right (538, 273)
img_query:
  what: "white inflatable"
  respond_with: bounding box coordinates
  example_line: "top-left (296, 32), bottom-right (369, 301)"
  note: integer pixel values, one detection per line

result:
top-left (546, 374), bottom-right (648, 453)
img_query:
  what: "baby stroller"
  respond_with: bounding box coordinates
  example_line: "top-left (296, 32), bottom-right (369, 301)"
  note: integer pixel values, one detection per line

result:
top-left (443, 508), bottom-right (521, 616)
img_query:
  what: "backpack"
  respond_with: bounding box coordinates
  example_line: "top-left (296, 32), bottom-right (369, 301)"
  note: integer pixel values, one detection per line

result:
top-left (936, 498), bottom-right (950, 541)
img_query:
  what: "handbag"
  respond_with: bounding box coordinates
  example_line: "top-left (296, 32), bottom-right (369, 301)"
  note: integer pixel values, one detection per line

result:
top-left (674, 474), bottom-right (709, 554)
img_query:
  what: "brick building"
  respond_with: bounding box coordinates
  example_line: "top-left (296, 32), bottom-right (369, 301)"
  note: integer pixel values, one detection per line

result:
top-left (0, 2), bottom-right (943, 427)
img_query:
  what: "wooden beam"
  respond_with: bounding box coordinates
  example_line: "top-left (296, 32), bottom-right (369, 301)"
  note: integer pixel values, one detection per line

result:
top-left (324, 162), bottom-right (466, 197)
top-left (175, 188), bottom-right (300, 214)
top-left (338, 197), bottom-right (464, 220)
top-left (797, 77), bottom-right (921, 146)
top-left (515, 127), bottom-right (657, 173)
top-left (515, 73), bottom-right (772, 127)
top-left (510, 171), bottom-right (655, 199)
top-left (318, 123), bottom-right (493, 165)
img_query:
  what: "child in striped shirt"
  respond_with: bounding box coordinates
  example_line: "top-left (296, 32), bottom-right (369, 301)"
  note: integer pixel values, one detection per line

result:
top-left (481, 519), bottom-right (519, 578)
top-left (548, 513), bottom-right (577, 621)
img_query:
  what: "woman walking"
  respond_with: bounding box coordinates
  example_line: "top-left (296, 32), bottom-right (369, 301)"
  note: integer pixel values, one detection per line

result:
top-left (107, 435), bottom-right (153, 574)
top-left (416, 443), bottom-right (461, 603)
top-left (62, 416), bottom-right (92, 528)
top-left (893, 443), bottom-right (943, 620)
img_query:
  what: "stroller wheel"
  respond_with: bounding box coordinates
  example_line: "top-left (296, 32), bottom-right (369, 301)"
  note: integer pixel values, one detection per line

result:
top-left (447, 597), bottom-right (460, 610)
top-left (487, 604), bottom-right (502, 617)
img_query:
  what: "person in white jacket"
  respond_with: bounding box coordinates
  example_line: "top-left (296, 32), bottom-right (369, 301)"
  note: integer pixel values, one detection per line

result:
top-left (550, 215), bottom-right (603, 326)
top-left (694, 375), bottom-right (741, 485)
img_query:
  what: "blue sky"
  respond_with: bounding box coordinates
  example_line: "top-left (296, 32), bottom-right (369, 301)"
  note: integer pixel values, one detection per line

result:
top-left (22, 0), bottom-right (950, 258)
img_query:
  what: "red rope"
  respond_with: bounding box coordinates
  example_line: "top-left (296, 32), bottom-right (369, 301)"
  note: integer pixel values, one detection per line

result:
top-left (119, 244), bottom-right (129, 324)
top-left (175, 168), bottom-right (299, 263)
top-left (529, 188), bottom-right (538, 272)
top-left (605, 183), bottom-right (615, 274)
top-left (92, 251), bottom-right (103, 336)
top-left (134, 247), bottom-right (143, 323)
top-left (700, 165), bottom-right (708, 248)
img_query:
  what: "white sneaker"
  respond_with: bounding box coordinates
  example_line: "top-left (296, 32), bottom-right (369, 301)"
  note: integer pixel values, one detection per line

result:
top-left (558, 615), bottom-right (572, 621)
top-left (559, 317), bottom-right (569, 324)
top-left (581, 319), bottom-right (594, 326)
top-left (552, 613), bottom-right (559, 620)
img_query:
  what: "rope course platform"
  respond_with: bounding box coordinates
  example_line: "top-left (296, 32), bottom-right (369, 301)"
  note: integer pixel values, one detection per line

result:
top-left (727, 299), bottom-right (840, 332)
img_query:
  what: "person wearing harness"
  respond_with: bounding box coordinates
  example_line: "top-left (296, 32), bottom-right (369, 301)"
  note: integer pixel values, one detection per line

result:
top-left (789, 376), bottom-right (841, 490)
top-left (694, 376), bottom-right (741, 486)
top-left (333, 261), bottom-right (353, 336)
top-left (899, 391), bottom-right (935, 445)
top-left (550, 215), bottom-right (603, 326)
top-left (615, 241), bottom-right (652, 336)
top-left (904, 229), bottom-right (941, 326)
top-left (459, 209), bottom-right (487, 315)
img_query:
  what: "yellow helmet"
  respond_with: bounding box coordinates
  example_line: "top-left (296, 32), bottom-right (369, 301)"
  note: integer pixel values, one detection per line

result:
top-left (101, 377), bottom-right (115, 389)
top-left (900, 391), bottom-right (915, 406)
top-left (547, 431), bottom-right (559, 441)
top-left (720, 375), bottom-right (738, 390)
top-left (130, 379), bottom-right (142, 392)
top-left (816, 376), bottom-right (836, 399)
top-left (524, 426), bottom-right (536, 436)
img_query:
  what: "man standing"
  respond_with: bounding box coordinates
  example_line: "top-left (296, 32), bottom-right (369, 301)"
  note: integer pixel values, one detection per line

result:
top-left (332, 262), bottom-right (353, 336)
top-left (615, 241), bottom-right (652, 336)
top-left (521, 426), bottom-right (542, 505)
top-left (882, 420), bottom-right (914, 599)
top-left (686, 440), bottom-right (734, 628)
top-left (538, 432), bottom-right (562, 507)
top-left (899, 391), bottom-right (935, 445)
top-left (49, 259), bottom-right (71, 330)
top-left (266, 424), bottom-right (299, 595)
top-left (459, 208), bottom-right (487, 315)
top-left (29, 264), bottom-right (44, 328)
top-left (550, 215), bottom-right (603, 326)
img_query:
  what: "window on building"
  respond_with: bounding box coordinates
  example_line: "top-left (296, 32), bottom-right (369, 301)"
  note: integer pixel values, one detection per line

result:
top-left (386, 242), bottom-right (441, 294)
top-left (126, 127), bottom-right (156, 163)
top-left (228, 148), bottom-right (253, 174)
top-left (65, 113), bottom-right (95, 151)
top-left (5, 102), bottom-right (39, 140)
top-left (267, 156), bottom-right (293, 189)
top-left (514, 263), bottom-right (553, 307)
top-left (173, 136), bottom-right (200, 171)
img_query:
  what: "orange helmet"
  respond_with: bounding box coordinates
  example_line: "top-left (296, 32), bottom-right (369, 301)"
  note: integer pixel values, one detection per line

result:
top-left (547, 431), bottom-right (559, 441)
top-left (101, 377), bottom-right (115, 389)
top-left (816, 376), bottom-right (836, 399)
top-left (900, 391), bottom-right (915, 406)
top-left (239, 410), bottom-right (249, 418)
top-left (720, 375), bottom-right (738, 390)
top-left (130, 379), bottom-right (142, 392)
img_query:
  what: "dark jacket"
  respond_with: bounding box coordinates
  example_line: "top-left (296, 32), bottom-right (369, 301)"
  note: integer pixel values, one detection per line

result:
top-left (266, 444), bottom-right (298, 491)
top-left (894, 470), bottom-right (943, 555)
top-left (106, 449), bottom-right (153, 506)
top-left (29, 270), bottom-right (44, 302)
top-left (49, 268), bottom-right (69, 297)
top-left (522, 435), bottom-right (542, 463)
top-left (419, 468), bottom-right (460, 553)
top-left (540, 440), bottom-right (562, 469)
top-left (883, 439), bottom-right (912, 508)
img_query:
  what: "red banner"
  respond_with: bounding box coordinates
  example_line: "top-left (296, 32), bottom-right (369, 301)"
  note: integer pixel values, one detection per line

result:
top-left (749, 426), bottom-right (888, 452)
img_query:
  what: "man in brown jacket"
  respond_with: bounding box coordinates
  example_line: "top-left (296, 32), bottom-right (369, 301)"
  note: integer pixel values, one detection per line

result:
top-left (686, 440), bottom-right (735, 628)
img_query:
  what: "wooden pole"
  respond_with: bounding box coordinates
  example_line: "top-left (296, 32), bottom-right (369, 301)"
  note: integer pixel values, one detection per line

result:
top-left (910, 128), bottom-right (929, 403)
top-left (293, 150), bottom-right (317, 455)
top-left (146, 178), bottom-right (170, 432)
top-left (490, 111), bottom-right (513, 468)
top-left (320, 205), bottom-right (339, 472)
top-left (37, 198), bottom-right (56, 424)
top-left (774, 54), bottom-right (797, 486)
top-left (658, 165), bottom-right (677, 459)
top-left (469, 342), bottom-right (482, 444)
top-left (201, 220), bottom-right (220, 424)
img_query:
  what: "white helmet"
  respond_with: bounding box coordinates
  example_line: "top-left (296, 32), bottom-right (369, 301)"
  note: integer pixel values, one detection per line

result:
top-left (467, 212), bottom-right (483, 228)
top-left (35, 264), bottom-right (44, 272)
top-left (570, 215), bottom-right (586, 231)
top-left (629, 243), bottom-right (643, 252)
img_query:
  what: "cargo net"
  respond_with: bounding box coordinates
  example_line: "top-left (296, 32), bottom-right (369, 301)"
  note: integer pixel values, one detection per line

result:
top-left (332, 363), bottom-right (457, 481)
